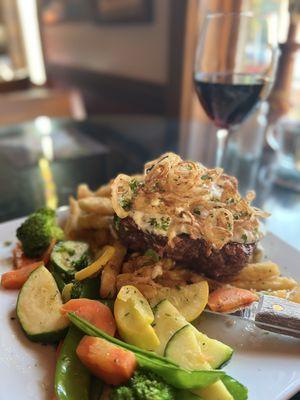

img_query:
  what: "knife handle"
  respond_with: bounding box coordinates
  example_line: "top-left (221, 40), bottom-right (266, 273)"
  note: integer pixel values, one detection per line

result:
top-left (255, 295), bottom-right (300, 339)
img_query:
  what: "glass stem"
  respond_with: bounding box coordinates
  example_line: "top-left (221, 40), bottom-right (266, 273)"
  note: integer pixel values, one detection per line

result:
top-left (215, 128), bottom-right (229, 168)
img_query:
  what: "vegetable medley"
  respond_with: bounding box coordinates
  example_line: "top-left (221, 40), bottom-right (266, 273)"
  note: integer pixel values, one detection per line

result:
top-left (1, 207), bottom-right (249, 400)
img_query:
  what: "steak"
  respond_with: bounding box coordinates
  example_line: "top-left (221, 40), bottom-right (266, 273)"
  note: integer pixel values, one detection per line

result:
top-left (117, 217), bottom-right (255, 281)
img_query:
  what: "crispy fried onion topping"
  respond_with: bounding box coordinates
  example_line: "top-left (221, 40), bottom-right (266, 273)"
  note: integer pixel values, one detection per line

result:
top-left (111, 153), bottom-right (270, 249)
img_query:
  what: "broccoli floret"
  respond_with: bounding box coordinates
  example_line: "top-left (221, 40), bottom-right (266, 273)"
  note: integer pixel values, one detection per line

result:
top-left (132, 371), bottom-right (175, 400)
top-left (35, 207), bottom-right (56, 219)
top-left (110, 370), bottom-right (176, 400)
top-left (16, 207), bottom-right (64, 258)
top-left (110, 386), bottom-right (134, 400)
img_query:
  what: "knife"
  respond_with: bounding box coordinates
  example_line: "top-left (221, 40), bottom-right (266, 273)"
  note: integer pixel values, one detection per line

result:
top-left (205, 295), bottom-right (300, 339)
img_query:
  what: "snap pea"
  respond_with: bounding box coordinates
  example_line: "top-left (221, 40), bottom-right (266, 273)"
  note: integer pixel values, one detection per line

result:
top-left (68, 313), bottom-right (224, 390)
top-left (55, 326), bottom-right (91, 400)
top-left (222, 375), bottom-right (248, 400)
top-left (134, 353), bottom-right (222, 390)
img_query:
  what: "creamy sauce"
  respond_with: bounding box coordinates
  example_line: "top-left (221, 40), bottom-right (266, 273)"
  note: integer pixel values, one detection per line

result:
top-left (131, 210), bottom-right (260, 244)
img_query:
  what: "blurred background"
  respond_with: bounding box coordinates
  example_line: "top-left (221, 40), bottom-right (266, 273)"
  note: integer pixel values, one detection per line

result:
top-left (0, 0), bottom-right (299, 251)
top-left (0, 0), bottom-right (297, 125)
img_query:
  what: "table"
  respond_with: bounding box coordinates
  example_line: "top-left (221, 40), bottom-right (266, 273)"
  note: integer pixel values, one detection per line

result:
top-left (0, 115), bottom-right (299, 400)
top-left (0, 114), bottom-right (299, 250)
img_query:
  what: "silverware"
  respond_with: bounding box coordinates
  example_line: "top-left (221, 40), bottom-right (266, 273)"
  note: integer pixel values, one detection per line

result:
top-left (205, 295), bottom-right (300, 339)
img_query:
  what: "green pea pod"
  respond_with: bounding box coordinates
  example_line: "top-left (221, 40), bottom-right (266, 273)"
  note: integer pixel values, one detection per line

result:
top-left (135, 354), bottom-right (222, 390)
top-left (55, 326), bottom-right (91, 400)
top-left (68, 313), bottom-right (224, 390)
top-left (221, 375), bottom-right (248, 400)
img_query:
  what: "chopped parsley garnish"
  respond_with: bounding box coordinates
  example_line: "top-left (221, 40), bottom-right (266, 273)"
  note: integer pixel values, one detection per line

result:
top-left (201, 174), bottom-right (212, 181)
top-left (226, 198), bottom-right (235, 204)
top-left (160, 217), bottom-right (170, 231)
top-left (129, 179), bottom-right (139, 194)
top-left (149, 217), bottom-right (159, 228)
top-left (227, 223), bottom-right (232, 230)
top-left (144, 249), bottom-right (160, 262)
top-left (120, 197), bottom-right (132, 211)
top-left (186, 165), bottom-right (192, 170)
top-left (193, 207), bottom-right (201, 216)
top-left (234, 211), bottom-right (250, 220)
top-left (241, 233), bottom-right (248, 243)
top-left (148, 216), bottom-right (170, 231)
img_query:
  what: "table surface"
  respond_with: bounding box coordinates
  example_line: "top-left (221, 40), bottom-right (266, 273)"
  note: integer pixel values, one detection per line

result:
top-left (0, 114), bottom-right (299, 400)
top-left (0, 114), bottom-right (299, 250)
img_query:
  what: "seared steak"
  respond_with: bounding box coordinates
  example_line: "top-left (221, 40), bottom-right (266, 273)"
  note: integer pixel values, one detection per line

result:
top-left (117, 216), bottom-right (255, 281)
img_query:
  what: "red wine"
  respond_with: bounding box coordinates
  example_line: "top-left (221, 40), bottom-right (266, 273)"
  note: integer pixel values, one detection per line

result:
top-left (194, 73), bottom-right (268, 129)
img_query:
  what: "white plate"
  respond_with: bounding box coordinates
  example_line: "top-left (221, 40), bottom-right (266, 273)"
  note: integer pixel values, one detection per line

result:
top-left (0, 211), bottom-right (299, 400)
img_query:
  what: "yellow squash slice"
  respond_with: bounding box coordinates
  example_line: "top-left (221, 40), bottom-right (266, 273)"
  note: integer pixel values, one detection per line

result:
top-left (114, 285), bottom-right (160, 351)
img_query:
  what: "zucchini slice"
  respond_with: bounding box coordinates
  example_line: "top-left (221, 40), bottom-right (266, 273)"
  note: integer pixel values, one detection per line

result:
top-left (17, 266), bottom-right (69, 342)
top-left (195, 331), bottom-right (233, 370)
top-left (153, 300), bottom-right (233, 368)
top-left (152, 299), bottom-right (187, 355)
top-left (164, 325), bottom-right (234, 400)
top-left (51, 240), bottom-right (90, 276)
top-left (165, 325), bottom-right (209, 368)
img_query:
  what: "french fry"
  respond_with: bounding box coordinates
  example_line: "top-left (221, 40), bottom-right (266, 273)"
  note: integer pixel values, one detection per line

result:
top-left (288, 285), bottom-right (300, 303)
top-left (232, 261), bottom-right (280, 282)
top-left (78, 214), bottom-right (113, 230)
top-left (77, 184), bottom-right (94, 199)
top-left (232, 276), bottom-right (297, 291)
top-left (267, 290), bottom-right (289, 300)
top-left (95, 183), bottom-right (111, 198)
top-left (64, 196), bottom-right (80, 239)
top-left (78, 197), bottom-right (114, 215)
top-left (100, 242), bottom-right (127, 298)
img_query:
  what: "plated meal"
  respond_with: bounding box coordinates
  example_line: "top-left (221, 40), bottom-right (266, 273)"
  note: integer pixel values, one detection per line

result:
top-left (1, 152), bottom-right (299, 400)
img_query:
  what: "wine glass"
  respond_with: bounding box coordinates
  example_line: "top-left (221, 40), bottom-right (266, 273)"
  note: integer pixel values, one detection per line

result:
top-left (194, 12), bottom-right (278, 167)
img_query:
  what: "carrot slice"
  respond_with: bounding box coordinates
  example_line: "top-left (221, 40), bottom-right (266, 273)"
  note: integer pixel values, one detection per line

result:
top-left (1, 261), bottom-right (44, 289)
top-left (208, 287), bottom-right (259, 313)
top-left (12, 243), bottom-right (38, 269)
top-left (61, 299), bottom-right (116, 337)
top-left (76, 336), bottom-right (137, 385)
